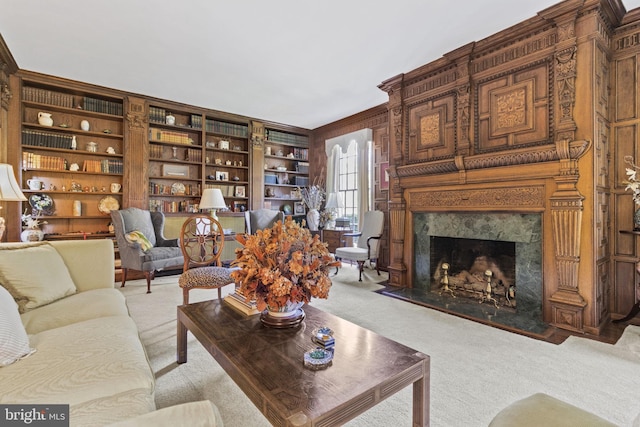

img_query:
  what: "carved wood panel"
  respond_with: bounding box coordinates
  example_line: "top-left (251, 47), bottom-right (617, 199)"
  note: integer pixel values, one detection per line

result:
top-left (407, 93), bottom-right (456, 162)
top-left (476, 63), bottom-right (550, 153)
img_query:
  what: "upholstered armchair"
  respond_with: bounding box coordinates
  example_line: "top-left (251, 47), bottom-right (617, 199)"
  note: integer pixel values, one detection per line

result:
top-left (111, 207), bottom-right (184, 293)
top-left (244, 209), bottom-right (284, 234)
top-left (334, 210), bottom-right (384, 281)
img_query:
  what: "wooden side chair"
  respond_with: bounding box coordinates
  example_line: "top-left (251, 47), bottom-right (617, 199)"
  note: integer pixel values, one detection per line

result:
top-left (178, 214), bottom-right (236, 304)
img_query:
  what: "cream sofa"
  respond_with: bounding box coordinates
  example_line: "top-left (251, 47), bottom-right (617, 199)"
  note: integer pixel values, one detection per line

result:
top-left (0, 239), bottom-right (222, 426)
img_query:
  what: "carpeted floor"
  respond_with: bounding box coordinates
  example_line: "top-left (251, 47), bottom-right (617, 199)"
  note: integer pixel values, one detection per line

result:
top-left (120, 265), bottom-right (640, 426)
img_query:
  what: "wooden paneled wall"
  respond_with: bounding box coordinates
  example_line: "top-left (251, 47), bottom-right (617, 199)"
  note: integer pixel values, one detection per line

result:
top-left (311, 105), bottom-right (389, 270)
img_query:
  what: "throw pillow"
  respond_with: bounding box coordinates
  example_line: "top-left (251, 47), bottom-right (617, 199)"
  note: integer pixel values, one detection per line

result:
top-left (0, 242), bottom-right (77, 313)
top-left (125, 230), bottom-right (152, 252)
top-left (0, 285), bottom-right (36, 366)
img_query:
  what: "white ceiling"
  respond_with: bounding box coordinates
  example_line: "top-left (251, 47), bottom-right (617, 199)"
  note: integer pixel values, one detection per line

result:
top-left (1, 0), bottom-right (640, 130)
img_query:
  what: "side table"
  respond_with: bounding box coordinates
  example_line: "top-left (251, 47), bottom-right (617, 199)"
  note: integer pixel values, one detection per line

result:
top-left (322, 228), bottom-right (353, 253)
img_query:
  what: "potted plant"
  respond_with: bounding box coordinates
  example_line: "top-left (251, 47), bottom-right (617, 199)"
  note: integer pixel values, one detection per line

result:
top-left (231, 217), bottom-right (340, 327)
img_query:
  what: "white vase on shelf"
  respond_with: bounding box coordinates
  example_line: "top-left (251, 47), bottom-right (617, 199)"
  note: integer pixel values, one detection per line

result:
top-left (21, 229), bottom-right (44, 242)
top-left (306, 209), bottom-right (320, 231)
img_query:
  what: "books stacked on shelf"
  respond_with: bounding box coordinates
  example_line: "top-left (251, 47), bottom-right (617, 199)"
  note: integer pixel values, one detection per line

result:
top-left (149, 106), bottom-right (167, 124)
top-left (149, 145), bottom-right (163, 159)
top-left (223, 290), bottom-right (259, 316)
top-left (82, 159), bottom-right (123, 174)
top-left (204, 119), bottom-right (248, 138)
top-left (149, 182), bottom-right (200, 196)
top-left (296, 162), bottom-right (309, 173)
top-left (292, 148), bottom-right (309, 160)
top-left (149, 128), bottom-right (194, 144)
top-left (22, 152), bottom-right (65, 170)
top-left (265, 129), bottom-right (308, 145)
top-left (185, 148), bottom-right (202, 162)
top-left (22, 130), bottom-right (74, 149)
top-left (22, 87), bottom-right (74, 108)
top-left (148, 199), bottom-right (199, 213)
top-left (82, 96), bottom-right (123, 116)
top-left (191, 114), bottom-right (203, 129)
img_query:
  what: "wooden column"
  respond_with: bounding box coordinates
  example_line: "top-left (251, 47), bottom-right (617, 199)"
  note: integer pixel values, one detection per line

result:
top-left (378, 74), bottom-right (407, 286)
top-left (0, 36), bottom-right (19, 241)
top-left (250, 120), bottom-right (265, 210)
top-left (124, 96), bottom-right (148, 209)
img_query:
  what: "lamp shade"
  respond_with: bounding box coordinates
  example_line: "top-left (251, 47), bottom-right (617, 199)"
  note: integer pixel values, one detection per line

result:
top-left (199, 188), bottom-right (226, 210)
top-left (0, 164), bottom-right (27, 201)
top-left (324, 192), bottom-right (344, 209)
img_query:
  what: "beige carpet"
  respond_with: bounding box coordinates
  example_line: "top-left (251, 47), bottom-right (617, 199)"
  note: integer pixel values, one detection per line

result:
top-left (120, 265), bottom-right (640, 426)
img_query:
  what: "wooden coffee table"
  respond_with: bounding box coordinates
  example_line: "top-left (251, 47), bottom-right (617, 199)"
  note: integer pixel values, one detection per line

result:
top-left (177, 300), bottom-right (430, 426)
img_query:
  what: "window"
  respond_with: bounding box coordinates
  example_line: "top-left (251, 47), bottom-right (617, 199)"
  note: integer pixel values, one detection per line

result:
top-left (325, 128), bottom-right (373, 231)
top-left (337, 141), bottom-right (358, 227)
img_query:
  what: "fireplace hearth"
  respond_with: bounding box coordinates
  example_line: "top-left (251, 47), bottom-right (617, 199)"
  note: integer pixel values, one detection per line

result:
top-left (384, 212), bottom-right (550, 335)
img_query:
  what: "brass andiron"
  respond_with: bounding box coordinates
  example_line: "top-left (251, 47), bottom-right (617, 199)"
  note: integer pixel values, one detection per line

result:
top-left (479, 269), bottom-right (499, 308)
top-left (439, 263), bottom-right (455, 297)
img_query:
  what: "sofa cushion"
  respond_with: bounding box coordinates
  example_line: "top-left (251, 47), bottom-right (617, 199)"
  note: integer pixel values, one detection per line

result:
top-left (0, 286), bottom-right (36, 367)
top-left (0, 315), bottom-right (154, 406)
top-left (20, 288), bottom-right (129, 335)
top-left (108, 400), bottom-right (224, 427)
top-left (70, 388), bottom-right (155, 427)
top-left (0, 242), bottom-right (77, 313)
top-left (489, 393), bottom-right (617, 427)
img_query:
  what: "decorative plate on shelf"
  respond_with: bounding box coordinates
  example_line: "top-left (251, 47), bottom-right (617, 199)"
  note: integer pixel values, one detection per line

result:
top-left (29, 193), bottom-right (54, 215)
top-left (98, 196), bottom-right (119, 215)
top-left (283, 204), bottom-right (292, 215)
top-left (171, 182), bottom-right (186, 195)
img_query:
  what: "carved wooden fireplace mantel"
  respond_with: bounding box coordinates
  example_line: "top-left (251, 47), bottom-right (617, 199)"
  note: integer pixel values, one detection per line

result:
top-left (377, 0), bottom-right (624, 334)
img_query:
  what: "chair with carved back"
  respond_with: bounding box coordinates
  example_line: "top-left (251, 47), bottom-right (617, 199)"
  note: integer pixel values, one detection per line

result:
top-left (178, 214), bottom-right (236, 304)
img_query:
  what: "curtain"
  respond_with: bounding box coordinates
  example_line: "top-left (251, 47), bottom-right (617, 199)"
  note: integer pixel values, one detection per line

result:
top-left (325, 128), bottom-right (372, 227)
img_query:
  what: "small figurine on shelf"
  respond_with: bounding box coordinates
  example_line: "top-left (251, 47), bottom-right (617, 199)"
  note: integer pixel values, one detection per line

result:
top-left (71, 135), bottom-right (77, 150)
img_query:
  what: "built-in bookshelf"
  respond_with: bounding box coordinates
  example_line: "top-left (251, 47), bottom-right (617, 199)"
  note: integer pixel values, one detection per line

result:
top-left (147, 107), bottom-right (203, 214)
top-left (147, 106), bottom-right (251, 214)
top-left (263, 128), bottom-right (309, 215)
top-left (19, 80), bottom-right (125, 239)
top-left (203, 116), bottom-right (250, 213)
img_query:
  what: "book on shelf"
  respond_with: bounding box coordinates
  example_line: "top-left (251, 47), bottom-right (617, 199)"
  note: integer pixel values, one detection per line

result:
top-left (149, 127), bottom-right (194, 145)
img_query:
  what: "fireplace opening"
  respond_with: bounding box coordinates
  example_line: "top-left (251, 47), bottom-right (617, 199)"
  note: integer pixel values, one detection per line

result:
top-left (381, 212), bottom-right (549, 336)
top-left (430, 237), bottom-right (516, 309)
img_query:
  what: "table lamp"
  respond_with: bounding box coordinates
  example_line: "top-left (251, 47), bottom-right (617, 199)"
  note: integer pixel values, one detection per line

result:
top-left (199, 188), bottom-right (227, 223)
top-left (324, 192), bottom-right (344, 230)
top-left (0, 164), bottom-right (27, 241)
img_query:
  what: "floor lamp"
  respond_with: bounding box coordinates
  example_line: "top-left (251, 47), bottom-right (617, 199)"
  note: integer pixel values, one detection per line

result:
top-left (199, 188), bottom-right (227, 223)
top-left (0, 164), bottom-right (27, 241)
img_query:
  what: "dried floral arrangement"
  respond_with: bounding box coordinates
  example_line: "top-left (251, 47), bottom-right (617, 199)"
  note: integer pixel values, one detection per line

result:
top-left (231, 217), bottom-right (340, 311)
top-left (300, 175), bottom-right (326, 210)
top-left (624, 155), bottom-right (640, 206)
